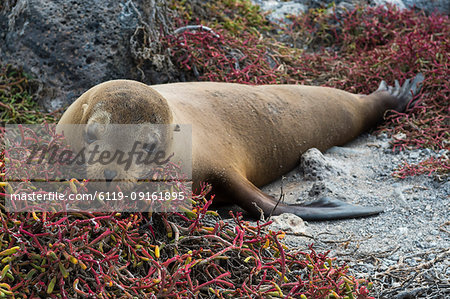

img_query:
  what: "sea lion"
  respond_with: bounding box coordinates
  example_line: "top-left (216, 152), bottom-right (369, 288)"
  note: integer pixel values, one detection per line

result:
top-left (57, 74), bottom-right (423, 220)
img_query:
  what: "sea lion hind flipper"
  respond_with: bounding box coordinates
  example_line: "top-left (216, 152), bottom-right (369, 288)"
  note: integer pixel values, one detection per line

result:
top-left (378, 73), bottom-right (425, 112)
top-left (290, 197), bottom-right (384, 221)
top-left (222, 173), bottom-right (383, 221)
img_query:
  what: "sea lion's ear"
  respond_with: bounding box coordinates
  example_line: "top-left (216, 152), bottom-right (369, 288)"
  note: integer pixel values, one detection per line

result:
top-left (82, 104), bottom-right (89, 118)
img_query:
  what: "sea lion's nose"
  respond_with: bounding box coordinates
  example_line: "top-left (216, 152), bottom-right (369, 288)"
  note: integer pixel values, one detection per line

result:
top-left (103, 169), bottom-right (117, 183)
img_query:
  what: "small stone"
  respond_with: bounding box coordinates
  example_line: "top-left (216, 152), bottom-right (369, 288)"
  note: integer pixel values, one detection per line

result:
top-left (409, 151), bottom-right (420, 159)
top-left (393, 132), bottom-right (407, 140)
top-left (270, 213), bottom-right (307, 235)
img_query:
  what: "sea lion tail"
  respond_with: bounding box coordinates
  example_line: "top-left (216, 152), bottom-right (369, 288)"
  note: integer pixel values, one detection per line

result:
top-left (376, 73), bottom-right (424, 112)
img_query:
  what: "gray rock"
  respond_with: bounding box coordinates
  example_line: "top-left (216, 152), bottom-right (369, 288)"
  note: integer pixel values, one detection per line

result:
top-left (0, 0), bottom-right (178, 111)
top-left (256, 0), bottom-right (307, 22)
top-left (253, 0), bottom-right (449, 24)
top-left (300, 148), bottom-right (339, 180)
top-left (308, 181), bottom-right (331, 197)
top-left (402, 0), bottom-right (449, 14)
top-left (373, 0), bottom-right (406, 9)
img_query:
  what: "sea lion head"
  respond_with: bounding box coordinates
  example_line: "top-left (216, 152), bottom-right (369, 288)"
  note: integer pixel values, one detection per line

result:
top-left (78, 80), bottom-right (173, 125)
top-left (57, 80), bottom-right (176, 192)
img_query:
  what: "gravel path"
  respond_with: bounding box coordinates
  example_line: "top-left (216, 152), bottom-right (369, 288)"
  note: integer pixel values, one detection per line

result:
top-left (261, 133), bottom-right (449, 298)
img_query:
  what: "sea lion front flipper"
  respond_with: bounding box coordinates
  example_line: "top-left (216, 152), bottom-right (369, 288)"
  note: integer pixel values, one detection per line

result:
top-left (221, 172), bottom-right (383, 221)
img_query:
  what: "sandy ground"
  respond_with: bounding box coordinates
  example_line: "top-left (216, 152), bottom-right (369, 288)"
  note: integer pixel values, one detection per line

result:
top-left (259, 133), bottom-right (449, 298)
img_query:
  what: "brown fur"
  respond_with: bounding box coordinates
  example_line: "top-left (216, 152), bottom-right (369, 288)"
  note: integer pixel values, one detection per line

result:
top-left (57, 80), bottom-right (406, 220)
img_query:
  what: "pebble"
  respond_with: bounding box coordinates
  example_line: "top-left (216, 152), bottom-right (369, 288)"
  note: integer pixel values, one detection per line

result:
top-left (409, 151), bottom-right (420, 159)
top-left (270, 213), bottom-right (307, 234)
